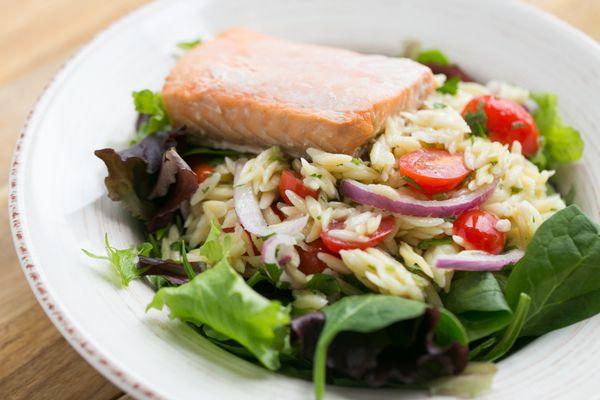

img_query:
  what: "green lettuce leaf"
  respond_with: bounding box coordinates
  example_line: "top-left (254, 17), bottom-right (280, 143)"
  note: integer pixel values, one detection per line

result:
top-left (505, 205), bottom-right (600, 337)
top-left (530, 92), bottom-right (583, 168)
top-left (147, 258), bottom-right (290, 370)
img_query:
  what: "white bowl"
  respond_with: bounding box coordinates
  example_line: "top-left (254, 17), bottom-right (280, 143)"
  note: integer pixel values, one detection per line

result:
top-left (10, 0), bottom-right (600, 399)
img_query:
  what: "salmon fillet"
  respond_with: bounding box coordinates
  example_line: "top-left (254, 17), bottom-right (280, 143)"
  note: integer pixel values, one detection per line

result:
top-left (162, 27), bottom-right (435, 156)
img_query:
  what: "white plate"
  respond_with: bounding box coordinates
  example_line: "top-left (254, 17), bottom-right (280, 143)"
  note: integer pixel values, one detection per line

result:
top-left (10, 0), bottom-right (600, 399)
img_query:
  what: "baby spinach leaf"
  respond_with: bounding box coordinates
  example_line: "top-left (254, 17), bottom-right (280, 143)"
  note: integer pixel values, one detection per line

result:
top-left (312, 295), bottom-right (427, 399)
top-left (436, 308), bottom-right (469, 346)
top-left (505, 205), bottom-right (600, 337)
top-left (468, 337), bottom-right (497, 360)
top-left (442, 272), bottom-right (512, 341)
top-left (417, 236), bottom-right (453, 250)
top-left (479, 293), bottom-right (531, 361)
top-left (147, 258), bottom-right (290, 370)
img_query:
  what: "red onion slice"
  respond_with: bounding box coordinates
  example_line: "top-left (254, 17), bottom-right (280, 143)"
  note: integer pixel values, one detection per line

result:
top-left (339, 179), bottom-right (497, 218)
top-left (261, 234), bottom-right (299, 266)
top-left (233, 164), bottom-right (308, 237)
top-left (435, 249), bottom-right (524, 271)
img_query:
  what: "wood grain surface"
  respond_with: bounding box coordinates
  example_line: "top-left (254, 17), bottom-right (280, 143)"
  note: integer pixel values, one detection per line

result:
top-left (0, 0), bottom-right (598, 399)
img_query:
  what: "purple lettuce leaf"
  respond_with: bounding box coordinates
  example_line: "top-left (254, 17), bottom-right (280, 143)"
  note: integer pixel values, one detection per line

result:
top-left (290, 308), bottom-right (468, 387)
top-left (146, 148), bottom-right (199, 231)
top-left (95, 128), bottom-right (198, 231)
top-left (137, 255), bottom-right (204, 285)
top-left (425, 62), bottom-right (475, 83)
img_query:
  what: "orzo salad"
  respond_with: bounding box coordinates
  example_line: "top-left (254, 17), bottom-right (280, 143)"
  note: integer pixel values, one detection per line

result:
top-left (87, 29), bottom-right (600, 399)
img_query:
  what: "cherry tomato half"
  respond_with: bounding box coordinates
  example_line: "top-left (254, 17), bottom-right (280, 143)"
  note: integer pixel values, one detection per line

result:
top-left (453, 209), bottom-right (506, 254)
top-left (398, 149), bottom-right (472, 195)
top-left (187, 157), bottom-right (215, 184)
top-left (462, 95), bottom-right (539, 156)
top-left (278, 169), bottom-right (319, 205)
top-left (297, 239), bottom-right (329, 275)
top-left (320, 216), bottom-right (396, 255)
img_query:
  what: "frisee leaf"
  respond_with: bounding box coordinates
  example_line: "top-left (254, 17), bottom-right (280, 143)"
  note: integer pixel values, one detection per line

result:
top-left (505, 205), bottom-right (600, 337)
top-left (436, 76), bottom-right (460, 95)
top-left (198, 222), bottom-right (232, 265)
top-left (82, 234), bottom-right (151, 286)
top-left (147, 258), bottom-right (290, 370)
top-left (131, 90), bottom-right (170, 143)
top-left (416, 49), bottom-right (450, 66)
top-left (530, 92), bottom-right (583, 167)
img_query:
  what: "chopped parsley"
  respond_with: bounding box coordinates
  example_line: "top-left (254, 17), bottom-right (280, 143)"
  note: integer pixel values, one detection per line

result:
top-left (402, 175), bottom-right (424, 192)
top-left (351, 158), bottom-right (362, 165)
top-left (433, 103), bottom-right (447, 109)
top-left (511, 121), bottom-right (525, 130)
top-left (310, 173), bottom-right (323, 179)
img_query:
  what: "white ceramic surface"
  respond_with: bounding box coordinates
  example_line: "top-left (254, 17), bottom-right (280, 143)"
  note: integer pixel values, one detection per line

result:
top-left (9, 0), bottom-right (600, 399)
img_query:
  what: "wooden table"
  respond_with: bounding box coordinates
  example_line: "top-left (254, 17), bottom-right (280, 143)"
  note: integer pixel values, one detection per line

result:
top-left (1, 0), bottom-right (598, 398)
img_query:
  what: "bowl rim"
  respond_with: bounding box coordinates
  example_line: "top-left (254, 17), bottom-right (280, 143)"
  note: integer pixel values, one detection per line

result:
top-left (9, 0), bottom-right (600, 399)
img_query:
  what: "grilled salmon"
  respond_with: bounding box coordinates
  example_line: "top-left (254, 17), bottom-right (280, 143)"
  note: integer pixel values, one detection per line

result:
top-left (162, 27), bottom-right (435, 156)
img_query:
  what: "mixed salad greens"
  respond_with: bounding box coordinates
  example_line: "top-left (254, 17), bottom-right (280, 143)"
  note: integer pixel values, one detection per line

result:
top-left (86, 45), bottom-right (600, 399)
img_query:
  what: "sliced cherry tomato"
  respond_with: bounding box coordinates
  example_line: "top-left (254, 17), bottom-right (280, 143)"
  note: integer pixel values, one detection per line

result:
top-left (297, 239), bottom-right (329, 275)
top-left (462, 95), bottom-right (539, 156)
top-left (453, 209), bottom-right (506, 254)
top-left (278, 169), bottom-right (318, 205)
top-left (187, 156), bottom-right (215, 184)
top-left (320, 215), bottom-right (396, 255)
top-left (398, 149), bottom-right (471, 195)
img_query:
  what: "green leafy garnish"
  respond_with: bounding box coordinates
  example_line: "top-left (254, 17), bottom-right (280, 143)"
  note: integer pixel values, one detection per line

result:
top-left (436, 76), bottom-right (460, 95)
top-left (176, 38), bottom-right (201, 51)
top-left (530, 92), bottom-right (583, 168)
top-left (402, 175), bottom-right (424, 192)
top-left (463, 100), bottom-right (488, 137)
top-left (83, 234), bottom-right (151, 286)
top-left (131, 90), bottom-right (170, 143)
top-left (416, 49), bottom-right (450, 66)
top-left (505, 205), bottom-right (600, 337)
top-left (442, 272), bottom-right (513, 342)
top-left (312, 295), bottom-right (427, 399)
top-left (147, 258), bottom-right (290, 370)
top-left (199, 222), bottom-right (232, 265)
top-left (417, 236), bottom-right (453, 250)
